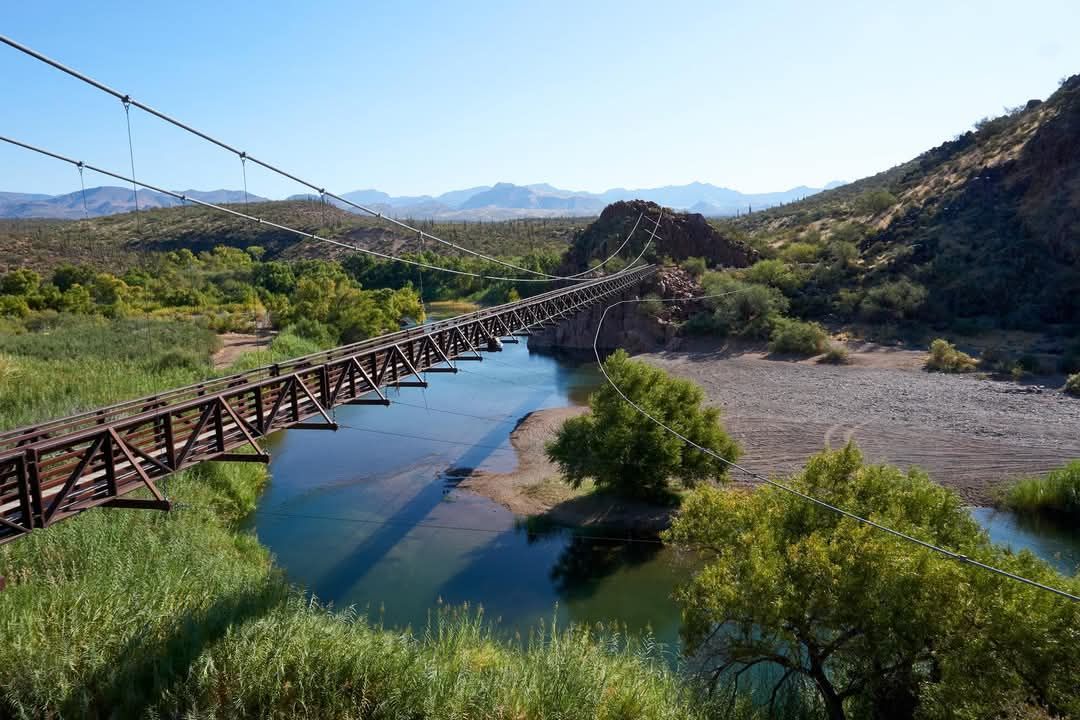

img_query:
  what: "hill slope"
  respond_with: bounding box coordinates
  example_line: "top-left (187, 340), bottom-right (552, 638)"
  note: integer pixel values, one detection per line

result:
top-left (731, 74), bottom-right (1080, 330)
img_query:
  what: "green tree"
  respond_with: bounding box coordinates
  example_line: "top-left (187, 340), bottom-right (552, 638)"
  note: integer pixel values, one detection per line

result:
top-left (60, 284), bottom-right (94, 314)
top-left (546, 350), bottom-right (740, 501)
top-left (1, 269), bottom-right (41, 296)
top-left (664, 445), bottom-right (1080, 720)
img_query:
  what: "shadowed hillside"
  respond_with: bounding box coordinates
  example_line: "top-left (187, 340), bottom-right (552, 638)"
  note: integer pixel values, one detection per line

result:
top-left (726, 74), bottom-right (1080, 331)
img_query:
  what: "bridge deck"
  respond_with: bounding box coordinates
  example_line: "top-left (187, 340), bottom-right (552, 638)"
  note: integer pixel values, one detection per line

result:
top-left (0, 266), bottom-right (654, 544)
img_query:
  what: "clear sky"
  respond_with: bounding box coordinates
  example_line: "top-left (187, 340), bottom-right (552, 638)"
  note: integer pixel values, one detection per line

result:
top-left (3, 0), bottom-right (1079, 199)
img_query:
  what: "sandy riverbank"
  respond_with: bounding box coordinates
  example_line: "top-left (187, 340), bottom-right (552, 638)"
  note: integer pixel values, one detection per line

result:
top-left (456, 406), bottom-right (674, 533)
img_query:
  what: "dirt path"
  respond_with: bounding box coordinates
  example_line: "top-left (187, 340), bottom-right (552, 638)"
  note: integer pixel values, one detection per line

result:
top-left (641, 341), bottom-right (1080, 505)
top-left (213, 332), bottom-right (273, 369)
top-left (458, 406), bottom-right (673, 532)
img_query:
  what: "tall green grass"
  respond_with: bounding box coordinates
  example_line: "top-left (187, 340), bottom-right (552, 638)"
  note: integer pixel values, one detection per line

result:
top-left (1002, 461), bottom-right (1080, 522)
top-left (0, 314), bottom-right (322, 429)
top-left (0, 461), bottom-right (726, 719)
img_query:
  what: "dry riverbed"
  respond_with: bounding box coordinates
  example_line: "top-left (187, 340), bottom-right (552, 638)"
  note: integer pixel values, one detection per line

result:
top-left (459, 339), bottom-right (1080, 515)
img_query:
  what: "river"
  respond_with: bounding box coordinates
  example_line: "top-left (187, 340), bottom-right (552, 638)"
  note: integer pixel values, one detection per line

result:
top-left (247, 343), bottom-right (1078, 650)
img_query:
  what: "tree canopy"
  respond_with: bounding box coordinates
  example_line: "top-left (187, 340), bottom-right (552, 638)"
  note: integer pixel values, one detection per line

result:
top-left (545, 350), bottom-right (740, 501)
top-left (664, 444), bottom-right (1080, 720)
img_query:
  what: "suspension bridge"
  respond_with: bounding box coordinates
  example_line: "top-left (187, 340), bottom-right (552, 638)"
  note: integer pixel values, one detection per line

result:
top-left (0, 266), bottom-right (655, 544)
top-left (2, 33), bottom-right (1075, 602)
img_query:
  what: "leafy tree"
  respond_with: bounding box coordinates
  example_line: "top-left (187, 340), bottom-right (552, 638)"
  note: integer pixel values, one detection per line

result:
top-left (745, 259), bottom-right (801, 294)
top-left (51, 264), bottom-right (96, 293)
top-left (546, 350), bottom-right (740, 501)
top-left (664, 445), bottom-right (1080, 720)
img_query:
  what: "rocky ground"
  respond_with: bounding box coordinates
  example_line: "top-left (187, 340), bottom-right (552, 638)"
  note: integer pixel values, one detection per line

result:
top-left (642, 339), bottom-right (1080, 505)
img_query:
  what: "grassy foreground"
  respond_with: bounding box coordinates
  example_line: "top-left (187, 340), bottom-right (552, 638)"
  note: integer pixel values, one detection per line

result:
top-left (0, 462), bottom-right (713, 719)
top-left (0, 314), bottom-right (730, 719)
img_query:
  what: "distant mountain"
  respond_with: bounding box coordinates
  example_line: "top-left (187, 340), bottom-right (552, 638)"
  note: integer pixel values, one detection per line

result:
top-left (331, 180), bottom-right (841, 219)
top-left (459, 182), bottom-right (606, 212)
top-left (0, 186), bottom-right (267, 220)
top-left (5, 180), bottom-right (839, 221)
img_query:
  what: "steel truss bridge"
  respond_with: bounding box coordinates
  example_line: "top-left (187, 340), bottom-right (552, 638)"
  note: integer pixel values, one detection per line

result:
top-left (0, 266), bottom-right (654, 545)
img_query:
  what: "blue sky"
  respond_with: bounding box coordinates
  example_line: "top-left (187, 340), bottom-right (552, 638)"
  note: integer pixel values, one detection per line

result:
top-left (3, 0), bottom-right (1079, 199)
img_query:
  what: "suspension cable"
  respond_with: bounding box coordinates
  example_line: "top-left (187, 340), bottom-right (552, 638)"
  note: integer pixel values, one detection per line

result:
top-left (121, 97), bottom-right (140, 232)
top-left (0, 34), bottom-right (638, 282)
top-left (591, 290), bottom-right (1080, 602)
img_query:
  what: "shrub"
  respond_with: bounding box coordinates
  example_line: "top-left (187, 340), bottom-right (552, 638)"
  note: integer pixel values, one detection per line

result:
top-left (696, 273), bottom-right (789, 339)
top-left (680, 257), bottom-right (707, 279)
top-left (855, 189), bottom-right (898, 215)
top-left (818, 344), bottom-right (851, 364)
top-left (1066, 373), bottom-right (1080, 397)
top-left (768, 318), bottom-right (828, 356)
top-left (640, 293), bottom-right (664, 318)
top-left (745, 259), bottom-right (801, 293)
top-left (925, 338), bottom-right (977, 373)
top-left (859, 278), bottom-right (927, 323)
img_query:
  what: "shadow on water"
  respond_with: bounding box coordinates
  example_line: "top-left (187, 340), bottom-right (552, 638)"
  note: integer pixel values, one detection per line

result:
top-left (315, 386), bottom-right (553, 601)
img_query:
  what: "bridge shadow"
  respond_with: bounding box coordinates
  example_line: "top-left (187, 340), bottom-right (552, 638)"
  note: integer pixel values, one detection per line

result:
top-left (63, 578), bottom-right (284, 718)
top-left (315, 388), bottom-right (552, 604)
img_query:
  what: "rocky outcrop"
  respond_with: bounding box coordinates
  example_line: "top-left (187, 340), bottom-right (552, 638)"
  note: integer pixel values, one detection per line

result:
top-left (562, 200), bottom-right (757, 273)
top-left (529, 267), bottom-right (702, 352)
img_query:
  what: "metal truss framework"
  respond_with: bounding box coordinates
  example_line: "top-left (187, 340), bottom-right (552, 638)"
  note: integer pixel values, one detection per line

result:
top-left (0, 266), bottom-right (655, 544)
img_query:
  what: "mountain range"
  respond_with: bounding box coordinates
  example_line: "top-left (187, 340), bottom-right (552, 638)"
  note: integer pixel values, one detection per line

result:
top-left (0, 181), bottom-right (843, 221)
top-left (0, 188), bottom-right (267, 220)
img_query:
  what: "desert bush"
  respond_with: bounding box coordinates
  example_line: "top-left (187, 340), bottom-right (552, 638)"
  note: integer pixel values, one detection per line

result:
top-left (693, 273), bottom-right (789, 338)
top-left (818, 344), bottom-right (851, 364)
top-left (859, 278), bottom-right (927, 323)
top-left (745, 258), bottom-right (801, 293)
top-left (680, 256), bottom-right (707, 279)
top-left (768, 318), bottom-right (828, 356)
top-left (925, 338), bottom-right (977, 373)
top-left (855, 189), bottom-right (898, 215)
